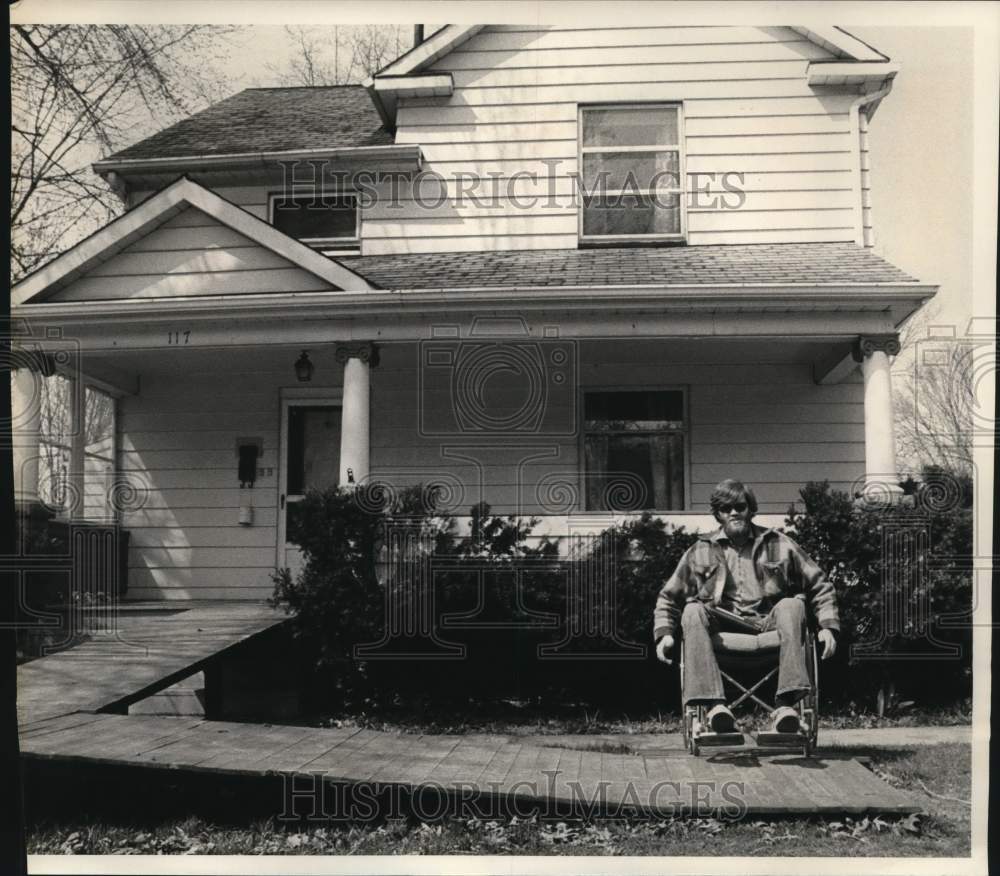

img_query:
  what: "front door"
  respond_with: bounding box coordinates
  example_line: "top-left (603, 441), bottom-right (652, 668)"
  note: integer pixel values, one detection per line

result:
top-left (277, 397), bottom-right (342, 573)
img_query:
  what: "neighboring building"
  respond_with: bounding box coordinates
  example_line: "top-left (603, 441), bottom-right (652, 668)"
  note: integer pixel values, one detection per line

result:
top-left (11, 25), bottom-right (935, 600)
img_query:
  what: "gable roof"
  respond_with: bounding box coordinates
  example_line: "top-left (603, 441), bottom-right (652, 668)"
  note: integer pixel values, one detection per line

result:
top-left (12, 177), bottom-right (373, 305)
top-left (367, 24), bottom-right (895, 127)
top-left (790, 27), bottom-right (889, 62)
top-left (102, 86), bottom-right (392, 164)
top-left (372, 25), bottom-right (485, 78)
top-left (340, 243), bottom-right (920, 291)
top-left (378, 24), bottom-right (886, 78)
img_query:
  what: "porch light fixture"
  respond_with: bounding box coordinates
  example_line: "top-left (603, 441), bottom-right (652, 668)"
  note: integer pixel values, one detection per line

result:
top-left (294, 350), bottom-right (314, 382)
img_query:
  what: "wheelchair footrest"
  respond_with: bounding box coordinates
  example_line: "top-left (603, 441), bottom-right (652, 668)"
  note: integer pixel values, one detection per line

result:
top-left (693, 732), bottom-right (746, 747)
top-left (755, 731), bottom-right (806, 746)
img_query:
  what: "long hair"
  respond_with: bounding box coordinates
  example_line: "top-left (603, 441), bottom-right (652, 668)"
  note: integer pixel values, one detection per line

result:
top-left (709, 479), bottom-right (758, 518)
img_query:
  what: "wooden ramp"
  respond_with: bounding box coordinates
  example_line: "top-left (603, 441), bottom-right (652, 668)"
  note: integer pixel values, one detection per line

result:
top-left (17, 601), bottom-right (286, 726)
top-left (20, 713), bottom-right (922, 818)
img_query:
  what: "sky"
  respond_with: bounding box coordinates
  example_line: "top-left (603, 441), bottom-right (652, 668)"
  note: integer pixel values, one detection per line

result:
top-left (852, 27), bottom-right (975, 332)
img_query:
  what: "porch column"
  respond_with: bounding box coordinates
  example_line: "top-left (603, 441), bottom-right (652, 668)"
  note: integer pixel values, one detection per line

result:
top-left (854, 334), bottom-right (901, 494)
top-left (335, 343), bottom-right (377, 487)
top-left (10, 351), bottom-right (55, 507)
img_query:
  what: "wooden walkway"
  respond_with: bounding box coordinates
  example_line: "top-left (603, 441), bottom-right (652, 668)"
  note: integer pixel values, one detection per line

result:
top-left (17, 601), bottom-right (285, 725)
top-left (20, 712), bottom-right (921, 817)
top-left (16, 599), bottom-right (922, 817)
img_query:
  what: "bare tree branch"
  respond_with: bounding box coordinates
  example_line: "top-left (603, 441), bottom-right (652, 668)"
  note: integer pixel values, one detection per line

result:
top-left (10, 25), bottom-right (238, 282)
top-left (893, 305), bottom-right (975, 478)
top-left (269, 25), bottom-right (409, 86)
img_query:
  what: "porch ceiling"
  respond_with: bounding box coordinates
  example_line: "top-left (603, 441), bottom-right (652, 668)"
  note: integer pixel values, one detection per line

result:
top-left (71, 337), bottom-right (856, 397)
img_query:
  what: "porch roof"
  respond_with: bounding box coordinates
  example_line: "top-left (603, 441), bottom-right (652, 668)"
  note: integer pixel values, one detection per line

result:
top-left (338, 242), bottom-right (920, 291)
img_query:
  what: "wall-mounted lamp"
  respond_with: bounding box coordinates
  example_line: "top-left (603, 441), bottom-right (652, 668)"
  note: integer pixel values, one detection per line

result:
top-left (294, 350), bottom-right (314, 382)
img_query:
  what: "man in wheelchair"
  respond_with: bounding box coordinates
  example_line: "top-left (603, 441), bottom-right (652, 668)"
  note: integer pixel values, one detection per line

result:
top-left (653, 479), bottom-right (839, 740)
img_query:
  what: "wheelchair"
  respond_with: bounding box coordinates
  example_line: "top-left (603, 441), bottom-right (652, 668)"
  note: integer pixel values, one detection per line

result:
top-left (678, 619), bottom-right (820, 758)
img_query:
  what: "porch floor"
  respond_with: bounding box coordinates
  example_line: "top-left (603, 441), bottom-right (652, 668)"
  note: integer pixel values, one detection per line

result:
top-left (16, 600), bottom-right (286, 725)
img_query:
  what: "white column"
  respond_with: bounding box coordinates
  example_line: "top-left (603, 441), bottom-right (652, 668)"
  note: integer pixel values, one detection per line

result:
top-left (336, 343), bottom-right (375, 487)
top-left (11, 366), bottom-right (42, 505)
top-left (857, 335), bottom-right (901, 493)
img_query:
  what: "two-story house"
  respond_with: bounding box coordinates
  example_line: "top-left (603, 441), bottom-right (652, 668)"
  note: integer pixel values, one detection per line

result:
top-left (11, 25), bottom-right (936, 601)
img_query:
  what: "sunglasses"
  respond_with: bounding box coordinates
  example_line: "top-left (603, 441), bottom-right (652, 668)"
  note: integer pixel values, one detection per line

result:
top-left (718, 503), bottom-right (748, 513)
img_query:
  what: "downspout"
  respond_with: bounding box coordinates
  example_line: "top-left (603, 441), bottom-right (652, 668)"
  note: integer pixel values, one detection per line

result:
top-left (849, 78), bottom-right (895, 248)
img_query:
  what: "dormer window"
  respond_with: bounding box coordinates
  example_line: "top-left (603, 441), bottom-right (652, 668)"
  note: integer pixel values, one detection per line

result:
top-left (269, 191), bottom-right (360, 251)
top-left (579, 104), bottom-right (684, 245)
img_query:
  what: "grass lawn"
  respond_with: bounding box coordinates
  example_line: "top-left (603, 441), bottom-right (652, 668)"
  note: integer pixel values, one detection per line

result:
top-left (301, 697), bottom-right (973, 736)
top-left (25, 742), bottom-right (971, 857)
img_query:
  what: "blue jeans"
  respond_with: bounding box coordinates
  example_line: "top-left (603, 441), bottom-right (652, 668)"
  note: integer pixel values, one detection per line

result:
top-left (681, 597), bottom-right (811, 707)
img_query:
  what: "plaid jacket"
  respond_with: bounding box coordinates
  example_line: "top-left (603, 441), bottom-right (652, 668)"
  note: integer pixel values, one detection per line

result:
top-left (652, 524), bottom-right (840, 640)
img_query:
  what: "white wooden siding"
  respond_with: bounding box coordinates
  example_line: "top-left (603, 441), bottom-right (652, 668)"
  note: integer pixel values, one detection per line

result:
top-left (372, 25), bottom-right (857, 253)
top-left (368, 342), bottom-right (864, 516)
top-left (127, 28), bottom-right (866, 257)
top-left (50, 207), bottom-right (335, 301)
top-left (119, 362), bottom-right (343, 601)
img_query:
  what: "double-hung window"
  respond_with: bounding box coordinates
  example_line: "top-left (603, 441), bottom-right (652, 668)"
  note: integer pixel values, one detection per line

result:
top-left (270, 190), bottom-right (360, 251)
top-left (579, 104), bottom-right (684, 244)
top-left (35, 378), bottom-right (117, 520)
top-left (583, 389), bottom-right (687, 511)
top-left (37, 374), bottom-right (73, 514)
top-left (84, 386), bottom-right (116, 521)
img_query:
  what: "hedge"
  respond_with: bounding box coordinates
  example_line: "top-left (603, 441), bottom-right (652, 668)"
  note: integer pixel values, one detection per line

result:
top-left (271, 478), bottom-right (972, 715)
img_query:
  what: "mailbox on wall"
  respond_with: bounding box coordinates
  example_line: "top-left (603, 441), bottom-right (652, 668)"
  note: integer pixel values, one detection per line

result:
top-left (236, 438), bottom-right (263, 526)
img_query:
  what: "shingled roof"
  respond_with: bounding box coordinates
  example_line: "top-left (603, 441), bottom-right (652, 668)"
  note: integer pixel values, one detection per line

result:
top-left (338, 243), bottom-right (920, 290)
top-left (106, 86), bottom-right (392, 162)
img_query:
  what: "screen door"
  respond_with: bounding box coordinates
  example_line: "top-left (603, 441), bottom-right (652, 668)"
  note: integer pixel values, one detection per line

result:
top-left (277, 400), bottom-right (341, 572)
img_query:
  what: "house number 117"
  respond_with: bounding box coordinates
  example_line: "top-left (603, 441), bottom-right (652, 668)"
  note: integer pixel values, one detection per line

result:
top-left (167, 330), bottom-right (191, 345)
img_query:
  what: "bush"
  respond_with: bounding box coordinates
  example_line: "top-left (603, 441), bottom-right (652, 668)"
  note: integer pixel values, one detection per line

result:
top-left (269, 483), bottom-right (436, 708)
top-left (785, 479), bottom-right (973, 713)
top-left (271, 490), bottom-right (699, 710)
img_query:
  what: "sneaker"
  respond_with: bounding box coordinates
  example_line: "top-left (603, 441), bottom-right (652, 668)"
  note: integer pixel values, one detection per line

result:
top-left (770, 706), bottom-right (801, 734)
top-left (706, 704), bottom-right (737, 733)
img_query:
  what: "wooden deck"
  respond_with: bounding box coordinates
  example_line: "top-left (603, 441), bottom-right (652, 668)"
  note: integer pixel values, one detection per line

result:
top-left (17, 601), bottom-right (286, 725)
top-left (20, 712), bottom-right (921, 817)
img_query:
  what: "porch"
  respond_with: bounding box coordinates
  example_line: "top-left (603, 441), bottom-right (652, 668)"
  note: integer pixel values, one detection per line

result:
top-left (13, 326), bottom-right (903, 603)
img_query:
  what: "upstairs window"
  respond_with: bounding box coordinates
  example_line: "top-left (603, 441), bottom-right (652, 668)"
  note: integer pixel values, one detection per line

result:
top-left (579, 104), bottom-right (684, 244)
top-left (583, 389), bottom-right (686, 511)
top-left (269, 191), bottom-right (359, 250)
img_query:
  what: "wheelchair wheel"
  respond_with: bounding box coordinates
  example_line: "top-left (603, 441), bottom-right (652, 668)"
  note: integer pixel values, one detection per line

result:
top-left (810, 630), bottom-right (820, 748)
top-left (679, 640), bottom-right (689, 748)
top-left (678, 642), bottom-right (702, 756)
top-left (800, 629), bottom-right (821, 752)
